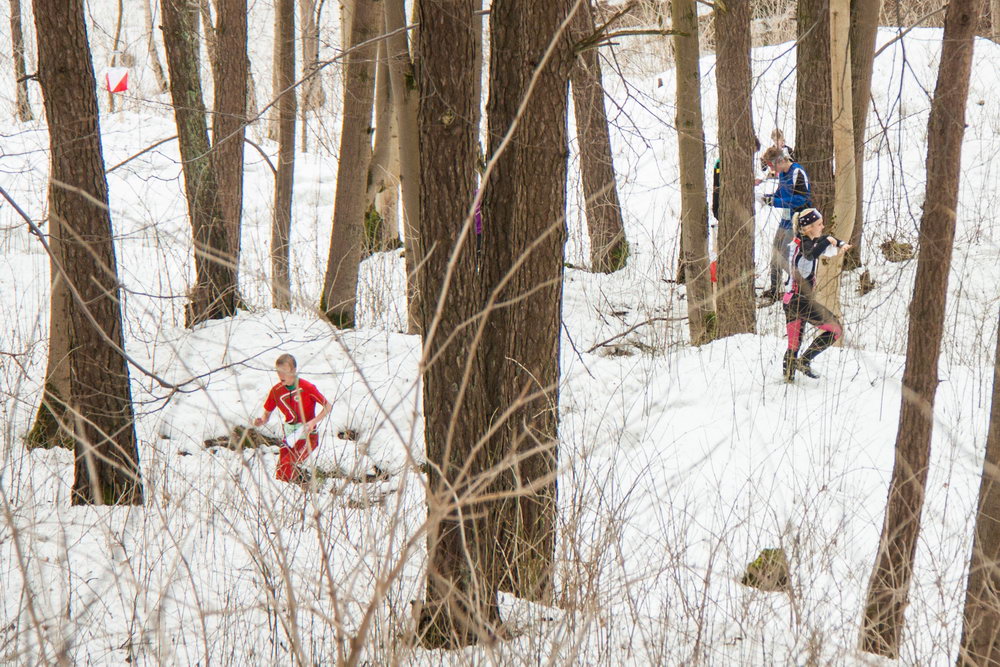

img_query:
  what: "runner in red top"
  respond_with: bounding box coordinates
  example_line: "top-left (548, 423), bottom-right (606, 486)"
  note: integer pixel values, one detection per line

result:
top-left (253, 353), bottom-right (332, 483)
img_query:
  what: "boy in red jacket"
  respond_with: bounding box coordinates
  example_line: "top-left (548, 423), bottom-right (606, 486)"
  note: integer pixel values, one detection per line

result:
top-left (253, 354), bottom-right (332, 483)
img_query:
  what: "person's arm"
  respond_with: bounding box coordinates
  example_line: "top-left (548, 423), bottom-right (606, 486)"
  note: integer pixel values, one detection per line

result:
top-left (787, 168), bottom-right (811, 211)
top-left (305, 400), bottom-right (332, 434)
top-left (253, 409), bottom-right (273, 427)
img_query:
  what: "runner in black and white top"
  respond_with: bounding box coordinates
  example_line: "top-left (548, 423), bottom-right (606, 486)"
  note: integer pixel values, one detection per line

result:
top-left (781, 208), bottom-right (851, 382)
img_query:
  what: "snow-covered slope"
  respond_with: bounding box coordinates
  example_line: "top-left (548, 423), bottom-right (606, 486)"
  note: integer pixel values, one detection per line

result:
top-left (2, 22), bottom-right (999, 665)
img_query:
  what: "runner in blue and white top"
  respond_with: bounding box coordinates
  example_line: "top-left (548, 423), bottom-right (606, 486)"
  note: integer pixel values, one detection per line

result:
top-left (759, 146), bottom-right (812, 302)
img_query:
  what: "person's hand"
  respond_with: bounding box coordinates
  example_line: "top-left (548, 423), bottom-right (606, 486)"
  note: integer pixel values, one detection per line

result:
top-left (253, 416), bottom-right (265, 427)
top-left (304, 419), bottom-right (317, 434)
top-left (838, 243), bottom-right (853, 254)
top-left (754, 177), bottom-right (763, 186)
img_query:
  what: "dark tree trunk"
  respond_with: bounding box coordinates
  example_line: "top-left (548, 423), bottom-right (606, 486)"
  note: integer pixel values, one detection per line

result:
top-left (213, 0), bottom-right (248, 302)
top-left (272, 0), bottom-right (296, 309)
top-left (860, 0), bottom-right (983, 656)
top-left (796, 0), bottom-right (835, 218)
top-left (33, 0), bottom-right (143, 505)
top-left (320, 0), bottom-right (378, 327)
top-left (160, 0), bottom-right (239, 326)
top-left (10, 0), bottom-right (34, 121)
top-left (713, 0), bottom-right (756, 337)
top-left (481, 0), bottom-right (574, 604)
top-left (416, 0), bottom-right (502, 647)
top-left (570, 0), bottom-right (628, 273)
top-left (959, 309), bottom-right (1000, 665)
top-left (844, 0), bottom-right (881, 269)
top-left (671, 0), bottom-right (714, 344)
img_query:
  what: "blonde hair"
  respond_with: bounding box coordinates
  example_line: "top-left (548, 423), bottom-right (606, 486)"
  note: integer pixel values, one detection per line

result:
top-left (771, 128), bottom-right (785, 144)
top-left (275, 353), bottom-right (297, 370)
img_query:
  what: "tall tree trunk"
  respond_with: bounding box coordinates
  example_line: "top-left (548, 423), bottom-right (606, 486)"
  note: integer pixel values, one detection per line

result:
top-left (472, 0), bottom-right (483, 142)
top-left (320, 0), bottom-right (377, 327)
top-left (416, 0), bottom-right (501, 647)
top-left (958, 309), bottom-right (1000, 665)
top-left (142, 0), bottom-right (170, 93)
top-left (813, 0), bottom-right (856, 320)
top-left (107, 0), bottom-right (125, 113)
top-left (213, 0), bottom-right (248, 306)
top-left (671, 0), bottom-right (714, 344)
top-left (714, 0), bottom-right (756, 337)
top-left (860, 0), bottom-right (983, 656)
top-left (299, 0), bottom-right (325, 115)
top-left (272, 0), bottom-right (296, 309)
top-left (993, 0), bottom-right (1000, 42)
top-left (199, 0), bottom-right (218, 79)
top-left (570, 0), bottom-right (628, 273)
top-left (25, 218), bottom-right (73, 450)
top-left (843, 0), bottom-right (881, 269)
top-left (10, 0), bottom-right (34, 121)
top-left (33, 0), bottom-right (144, 505)
top-left (366, 38), bottom-right (399, 253)
top-left (796, 0), bottom-right (834, 217)
top-left (480, 0), bottom-right (574, 605)
top-left (385, 0), bottom-right (423, 334)
top-left (161, 0), bottom-right (239, 326)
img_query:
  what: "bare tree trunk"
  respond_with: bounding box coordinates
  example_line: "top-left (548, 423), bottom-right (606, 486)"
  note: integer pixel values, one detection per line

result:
top-left (299, 0), bottom-right (325, 115)
top-left (213, 0), bottom-right (247, 306)
top-left (320, 0), bottom-right (377, 327)
top-left (26, 218), bottom-right (72, 450)
top-left (671, 0), bottom-right (714, 344)
top-left (416, 0), bottom-right (501, 647)
top-left (958, 309), bottom-right (1000, 665)
top-left (714, 0), bottom-right (756, 337)
top-left (480, 0), bottom-right (574, 605)
top-left (199, 0), bottom-right (218, 77)
top-left (33, 0), bottom-right (143, 505)
top-left (993, 0), bottom-right (1000, 42)
top-left (796, 0), bottom-right (834, 217)
top-left (272, 0), bottom-right (296, 309)
top-left (107, 0), bottom-right (125, 113)
top-left (161, 0), bottom-right (239, 326)
top-left (813, 0), bottom-right (856, 320)
top-left (843, 0), bottom-right (881, 269)
top-left (570, 0), bottom-right (629, 273)
top-left (142, 0), bottom-right (170, 93)
top-left (860, 0), bottom-right (983, 656)
top-left (366, 38), bottom-right (397, 253)
top-left (385, 0), bottom-right (422, 333)
top-left (10, 0), bottom-right (34, 121)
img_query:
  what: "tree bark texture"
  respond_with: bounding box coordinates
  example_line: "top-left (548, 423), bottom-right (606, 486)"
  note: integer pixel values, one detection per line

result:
top-left (796, 0), bottom-right (835, 218)
top-left (33, 0), bottom-right (144, 505)
top-left (813, 0), bottom-right (856, 321)
top-left (416, 0), bottom-right (502, 647)
top-left (958, 310), bottom-right (1000, 665)
top-left (161, 0), bottom-right (239, 327)
top-left (570, 0), bottom-right (629, 273)
top-left (481, 0), bottom-right (575, 604)
top-left (860, 0), bottom-right (983, 656)
top-left (213, 0), bottom-right (248, 303)
top-left (713, 0), bottom-right (756, 337)
top-left (844, 0), bottom-right (881, 268)
top-left (272, 0), bottom-right (296, 309)
top-left (385, 0), bottom-right (423, 334)
top-left (671, 0), bottom-right (714, 345)
top-left (199, 0), bottom-right (218, 75)
top-left (320, 0), bottom-right (378, 327)
top-left (10, 0), bottom-right (34, 121)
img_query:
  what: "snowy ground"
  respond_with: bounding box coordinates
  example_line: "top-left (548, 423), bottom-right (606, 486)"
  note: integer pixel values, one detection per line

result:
top-left (2, 14), bottom-right (1000, 665)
